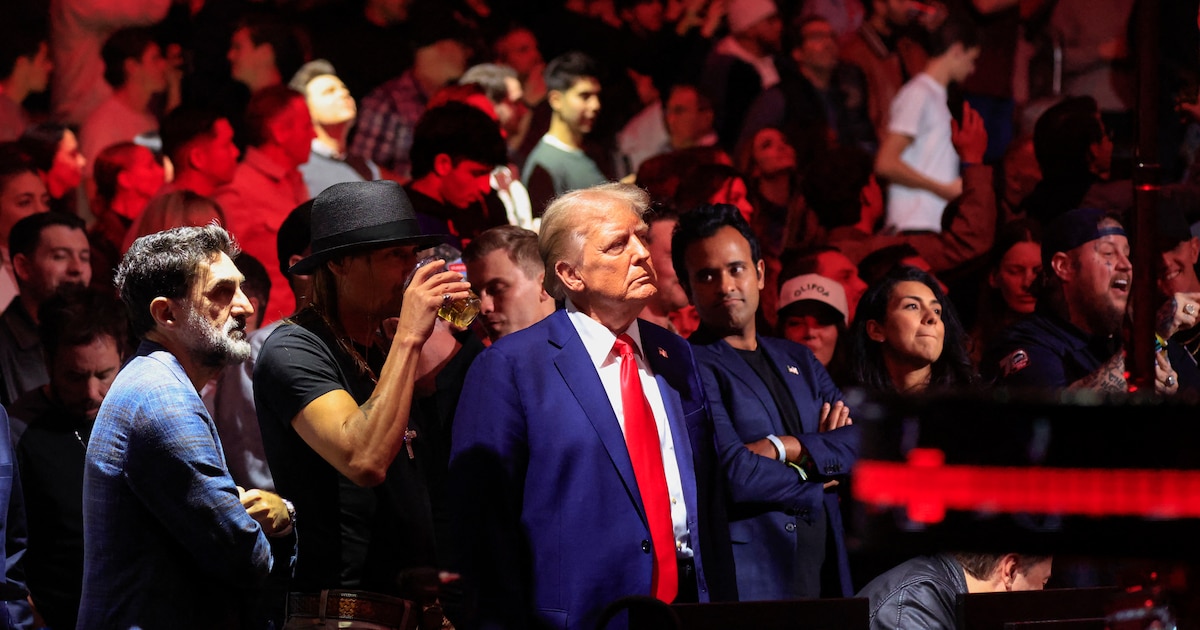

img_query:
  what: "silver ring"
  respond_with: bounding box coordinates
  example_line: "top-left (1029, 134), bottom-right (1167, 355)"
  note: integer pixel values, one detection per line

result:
top-left (442, 293), bottom-right (452, 305)
top-left (1166, 375), bottom-right (1176, 387)
top-left (1186, 303), bottom-right (1196, 316)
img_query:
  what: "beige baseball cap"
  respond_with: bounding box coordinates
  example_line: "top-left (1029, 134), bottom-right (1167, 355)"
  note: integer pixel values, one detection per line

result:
top-left (778, 273), bottom-right (849, 326)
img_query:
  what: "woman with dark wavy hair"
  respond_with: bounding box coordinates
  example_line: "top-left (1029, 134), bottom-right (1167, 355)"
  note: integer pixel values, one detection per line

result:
top-left (848, 265), bottom-right (976, 392)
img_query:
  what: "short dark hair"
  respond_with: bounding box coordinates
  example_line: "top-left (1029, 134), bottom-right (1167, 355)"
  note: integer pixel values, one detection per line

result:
top-left (235, 13), bottom-right (308, 84)
top-left (233, 251), bottom-right (271, 328)
top-left (1033, 96), bottom-right (1104, 181)
top-left (116, 224), bottom-right (239, 338)
top-left (102, 27), bottom-right (159, 89)
top-left (927, 17), bottom-right (982, 57)
top-left (671, 203), bottom-right (762, 295)
top-left (848, 265), bottom-right (975, 390)
top-left (953, 553), bottom-right (1051, 581)
top-left (92, 142), bottom-right (144, 203)
top-left (38, 284), bottom-right (129, 368)
top-left (288, 58), bottom-right (337, 93)
top-left (409, 102), bottom-right (507, 179)
top-left (674, 163), bottom-right (744, 214)
top-left (0, 27), bottom-right (46, 82)
top-left (18, 123), bottom-right (70, 173)
top-left (858, 243), bottom-right (921, 288)
top-left (0, 146), bottom-right (39, 194)
top-left (544, 51), bottom-right (599, 94)
top-left (244, 85), bottom-right (304, 148)
top-left (160, 106), bottom-right (226, 168)
top-left (459, 63), bottom-right (518, 105)
top-left (787, 15), bottom-right (832, 52)
top-left (9, 211), bottom-right (86, 259)
top-left (462, 224), bottom-right (542, 281)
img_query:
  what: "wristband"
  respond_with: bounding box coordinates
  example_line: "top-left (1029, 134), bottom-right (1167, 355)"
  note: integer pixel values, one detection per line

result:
top-left (764, 434), bottom-right (787, 462)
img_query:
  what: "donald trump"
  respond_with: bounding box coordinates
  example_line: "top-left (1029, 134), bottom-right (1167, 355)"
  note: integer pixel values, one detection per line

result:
top-left (450, 183), bottom-right (736, 629)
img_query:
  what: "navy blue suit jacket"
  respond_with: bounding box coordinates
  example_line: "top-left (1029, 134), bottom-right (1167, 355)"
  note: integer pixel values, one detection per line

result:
top-left (449, 310), bottom-right (736, 630)
top-left (691, 333), bottom-right (858, 599)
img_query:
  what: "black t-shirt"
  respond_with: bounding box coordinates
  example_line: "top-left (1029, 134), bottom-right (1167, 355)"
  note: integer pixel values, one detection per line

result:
top-left (254, 309), bottom-right (437, 594)
top-left (734, 345), bottom-right (828, 598)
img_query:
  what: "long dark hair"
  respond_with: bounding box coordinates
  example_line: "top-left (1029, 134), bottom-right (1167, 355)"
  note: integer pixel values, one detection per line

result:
top-left (848, 265), bottom-right (976, 391)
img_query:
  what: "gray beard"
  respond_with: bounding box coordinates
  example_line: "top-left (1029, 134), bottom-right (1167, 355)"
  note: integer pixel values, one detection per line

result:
top-left (183, 306), bottom-right (252, 368)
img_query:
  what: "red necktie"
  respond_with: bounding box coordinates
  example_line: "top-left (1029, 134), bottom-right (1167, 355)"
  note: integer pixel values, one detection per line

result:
top-left (613, 334), bottom-right (678, 603)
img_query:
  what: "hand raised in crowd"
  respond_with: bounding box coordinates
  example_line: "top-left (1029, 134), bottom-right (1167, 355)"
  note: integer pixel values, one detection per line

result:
top-left (1155, 349), bottom-right (1179, 396)
top-left (951, 101), bottom-right (988, 164)
top-left (395, 258), bottom-right (473, 347)
top-left (1155, 292), bottom-right (1200, 339)
top-left (238, 487), bottom-right (293, 537)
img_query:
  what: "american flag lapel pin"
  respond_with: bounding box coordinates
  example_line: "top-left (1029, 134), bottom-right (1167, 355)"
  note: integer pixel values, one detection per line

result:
top-left (787, 365), bottom-right (799, 375)
top-left (658, 347), bottom-right (668, 358)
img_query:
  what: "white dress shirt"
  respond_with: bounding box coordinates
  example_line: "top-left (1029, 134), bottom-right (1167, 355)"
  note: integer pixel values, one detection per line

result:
top-left (566, 300), bottom-right (693, 558)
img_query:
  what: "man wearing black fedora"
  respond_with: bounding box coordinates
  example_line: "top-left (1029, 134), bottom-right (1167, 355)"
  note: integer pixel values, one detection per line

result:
top-left (253, 180), bottom-right (472, 628)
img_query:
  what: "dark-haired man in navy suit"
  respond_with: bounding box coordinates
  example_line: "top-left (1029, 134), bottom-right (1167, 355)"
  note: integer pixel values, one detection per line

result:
top-left (450, 183), bottom-right (736, 630)
top-left (674, 203), bottom-right (859, 601)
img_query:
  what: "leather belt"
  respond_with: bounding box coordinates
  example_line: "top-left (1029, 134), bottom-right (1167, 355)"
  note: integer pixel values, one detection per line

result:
top-left (287, 589), bottom-right (417, 629)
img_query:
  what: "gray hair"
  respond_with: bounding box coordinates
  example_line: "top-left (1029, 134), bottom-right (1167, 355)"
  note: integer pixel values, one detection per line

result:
top-left (538, 183), bottom-right (650, 299)
top-left (116, 224), bottom-right (238, 338)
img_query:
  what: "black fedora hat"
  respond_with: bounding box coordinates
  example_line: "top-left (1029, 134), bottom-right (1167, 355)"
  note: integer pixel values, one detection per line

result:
top-left (289, 180), bottom-right (445, 274)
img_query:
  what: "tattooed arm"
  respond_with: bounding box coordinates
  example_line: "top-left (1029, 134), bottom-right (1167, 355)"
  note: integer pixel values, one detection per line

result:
top-left (1068, 350), bottom-right (1127, 393)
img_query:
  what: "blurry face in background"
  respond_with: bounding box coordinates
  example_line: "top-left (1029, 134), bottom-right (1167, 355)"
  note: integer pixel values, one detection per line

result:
top-left (495, 28), bottom-right (543, 80)
top-left (305, 74), bottom-right (357, 125)
top-left (49, 130), bottom-right (86, 195)
top-left (794, 19), bottom-right (838, 73)
top-left (859, 174), bottom-right (885, 230)
top-left (624, 0), bottom-right (665, 33)
top-left (22, 42), bottom-right (54, 94)
top-left (1158, 237), bottom-right (1200, 297)
top-left (228, 27), bottom-right (275, 88)
top-left (129, 42), bottom-right (169, 94)
top-left (750, 128), bottom-right (796, 177)
top-left (195, 119), bottom-right (240, 185)
top-left (440, 158), bottom-right (494, 210)
top-left (991, 241), bottom-right (1041, 314)
top-left (709, 177), bottom-right (754, 224)
top-left (814, 250), bottom-right (868, 320)
top-left (782, 311), bottom-right (839, 366)
top-left (50, 335), bottom-right (122, 421)
top-left (0, 172), bottom-right (50, 238)
top-left (493, 76), bottom-right (525, 135)
top-left (1001, 139), bottom-right (1040, 209)
top-left (664, 86), bottom-right (713, 149)
top-left (645, 218), bottom-right (689, 312)
top-left (879, 0), bottom-right (914, 27)
top-left (272, 97), bottom-right (317, 167)
top-left (121, 146), bottom-right (166, 199)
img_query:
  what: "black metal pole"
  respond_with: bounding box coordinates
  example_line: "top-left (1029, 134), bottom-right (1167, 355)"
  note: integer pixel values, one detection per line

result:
top-left (1129, 0), bottom-right (1161, 391)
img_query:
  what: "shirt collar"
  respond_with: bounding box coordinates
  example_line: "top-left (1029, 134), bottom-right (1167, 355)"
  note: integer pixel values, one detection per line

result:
top-left (310, 139), bottom-right (344, 161)
top-left (565, 298), bottom-right (644, 369)
top-left (242, 146), bottom-right (292, 183)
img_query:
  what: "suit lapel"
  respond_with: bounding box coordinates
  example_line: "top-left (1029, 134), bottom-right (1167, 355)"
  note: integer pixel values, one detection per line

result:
top-left (643, 324), bottom-right (700, 524)
top-left (759, 338), bottom-right (819, 433)
top-left (713, 339), bottom-right (787, 434)
top-left (547, 311), bottom-right (646, 519)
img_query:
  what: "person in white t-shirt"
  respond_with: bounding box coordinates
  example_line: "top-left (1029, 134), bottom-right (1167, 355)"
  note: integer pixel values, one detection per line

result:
top-left (875, 19), bottom-right (981, 234)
